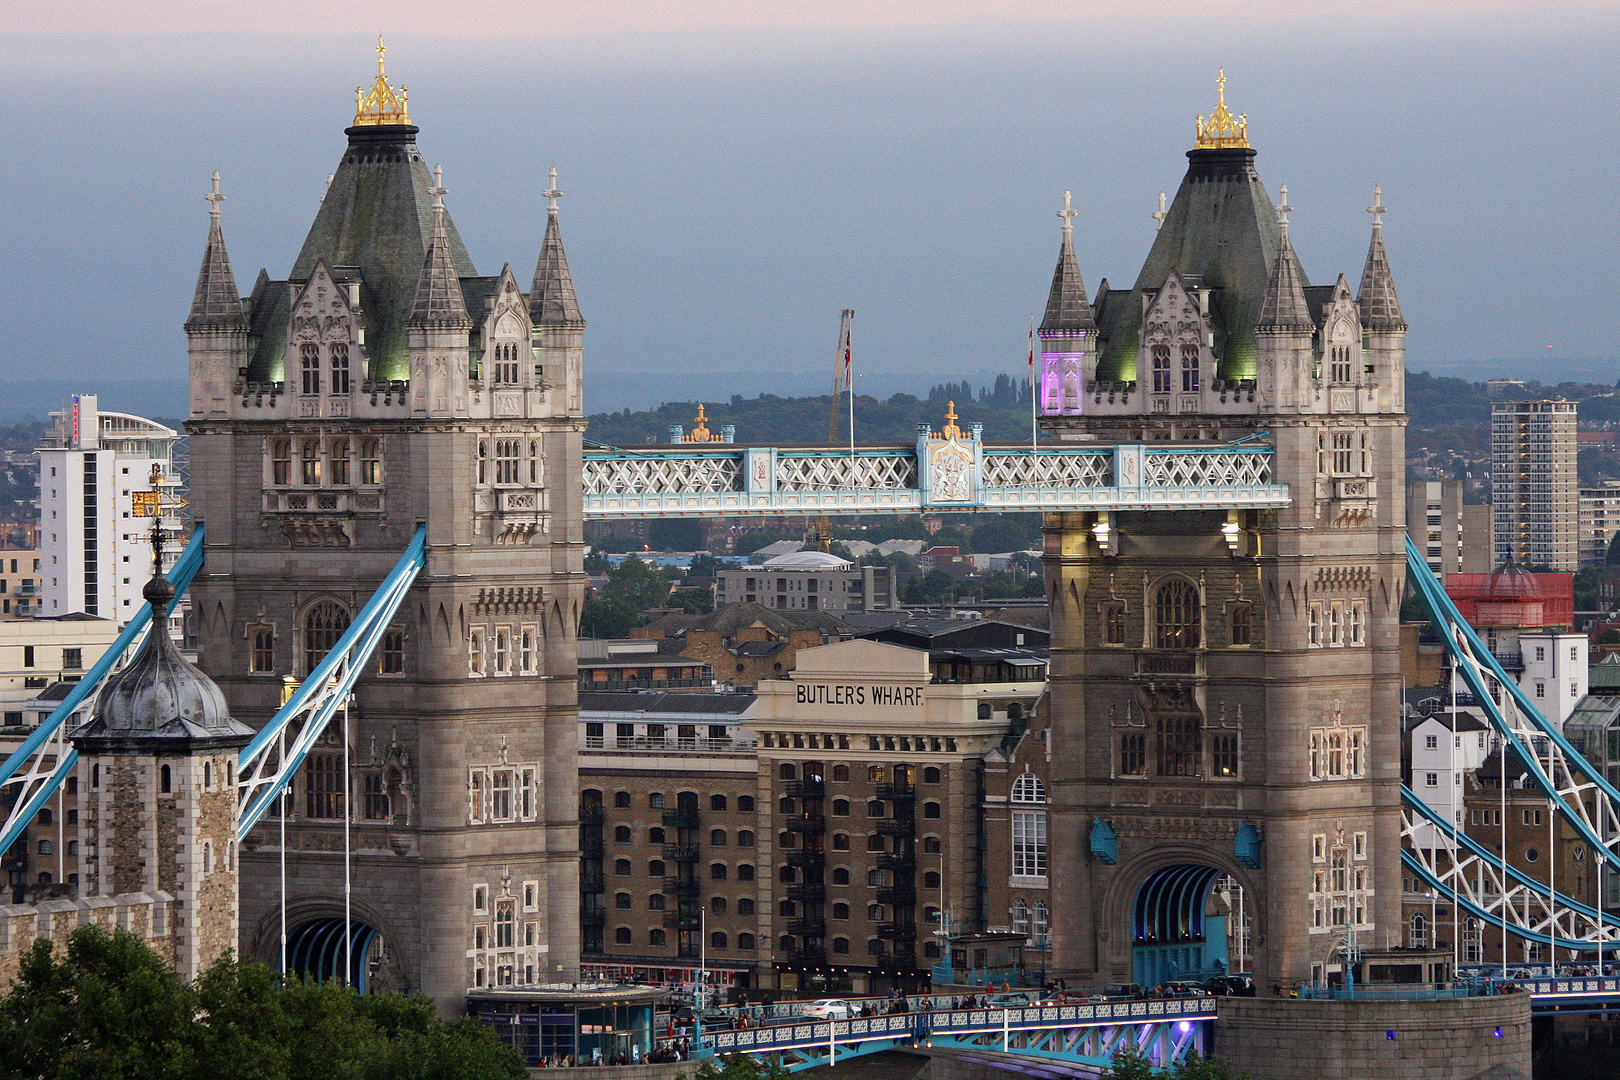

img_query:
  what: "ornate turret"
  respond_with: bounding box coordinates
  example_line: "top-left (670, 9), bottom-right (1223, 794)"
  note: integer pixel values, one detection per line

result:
top-left (1256, 188), bottom-right (1313, 331)
top-left (1356, 187), bottom-right (1406, 332)
top-left (72, 512), bottom-right (252, 981)
top-left (530, 168), bottom-right (583, 327)
top-left (1040, 191), bottom-right (1096, 335)
top-left (186, 172), bottom-right (248, 419)
top-left (410, 166), bottom-right (472, 328)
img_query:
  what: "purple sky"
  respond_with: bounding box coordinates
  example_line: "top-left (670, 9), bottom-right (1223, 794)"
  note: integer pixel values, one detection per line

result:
top-left (3, 6), bottom-right (1619, 410)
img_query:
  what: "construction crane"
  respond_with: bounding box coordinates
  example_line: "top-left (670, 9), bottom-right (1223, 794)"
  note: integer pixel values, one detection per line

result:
top-left (807, 310), bottom-right (854, 553)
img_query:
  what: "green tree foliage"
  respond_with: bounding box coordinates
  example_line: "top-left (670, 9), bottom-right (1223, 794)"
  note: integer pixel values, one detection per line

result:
top-left (667, 588), bottom-right (715, 615)
top-left (1104, 1047), bottom-right (1258, 1080)
top-left (647, 519), bottom-right (706, 551)
top-left (695, 1053), bottom-right (792, 1080)
top-left (0, 926), bottom-right (524, 1080)
top-left (580, 555), bottom-right (681, 638)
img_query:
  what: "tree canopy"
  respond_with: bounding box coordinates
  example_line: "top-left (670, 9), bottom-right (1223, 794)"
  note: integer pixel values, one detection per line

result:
top-left (0, 926), bottom-right (524, 1080)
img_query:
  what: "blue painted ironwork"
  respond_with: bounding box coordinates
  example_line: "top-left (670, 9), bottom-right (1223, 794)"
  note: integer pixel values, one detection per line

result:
top-left (236, 525), bottom-right (427, 839)
top-left (1400, 536), bottom-right (1620, 948)
top-left (582, 439), bottom-right (1284, 519)
top-left (701, 999), bottom-right (1216, 1073)
top-left (284, 917), bottom-right (380, 991)
top-left (1091, 818), bottom-right (1118, 864)
top-left (0, 528), bottom-right (205, 856)
top-left (1234, 822), bottom-right (1262, 869)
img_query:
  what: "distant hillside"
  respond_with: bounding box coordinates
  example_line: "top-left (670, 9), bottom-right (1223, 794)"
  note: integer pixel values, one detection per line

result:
top-left (586, 375), bottom-right (1036, 447)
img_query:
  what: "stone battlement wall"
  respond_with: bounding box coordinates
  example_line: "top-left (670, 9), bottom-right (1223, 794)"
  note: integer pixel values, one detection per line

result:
top-left (0, 891), bottom-right (174, 988)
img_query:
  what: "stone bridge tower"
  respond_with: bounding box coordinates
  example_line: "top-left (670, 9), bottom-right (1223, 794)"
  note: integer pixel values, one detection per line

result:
top-left (183, 47), bottom-right (585, 1010)
top-left (1038, 78), bottom-right (1408, 989)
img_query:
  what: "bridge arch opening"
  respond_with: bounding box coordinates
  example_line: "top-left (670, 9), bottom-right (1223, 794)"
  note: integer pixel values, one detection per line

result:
top-left (284, 917), bottom-right (389, 992)
top-left (1131, 863), bottom-right (1245, 988)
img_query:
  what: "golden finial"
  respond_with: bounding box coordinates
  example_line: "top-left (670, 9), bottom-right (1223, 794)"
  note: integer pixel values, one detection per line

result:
top-left (354, 35), bottom-right (410, 127)
top-left (1194, 68), bottom-right (1248, 150)
top-left (683, 404), bottom-right (718, 443)
top-left (941, 401), bottom-right (965, 441)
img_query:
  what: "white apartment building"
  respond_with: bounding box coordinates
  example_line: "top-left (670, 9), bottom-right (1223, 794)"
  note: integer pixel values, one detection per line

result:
top-left (1490, 400), bottom-right (1578, 571)
top-left (1409, 711), bottom-right (1492, 849)
top-left (1516, 631), bottom-right (1588, 726)
top-left (1579, 483), bottom-right (1620, 568)
top-left (36, 396), bottom-right (183, 625)
top-left (1407, 479), bottom-right (1464, 576)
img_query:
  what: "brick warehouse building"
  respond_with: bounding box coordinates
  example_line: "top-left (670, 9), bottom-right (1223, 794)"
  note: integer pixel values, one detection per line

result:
top-left (577, 638), bottom-right (1047, 996)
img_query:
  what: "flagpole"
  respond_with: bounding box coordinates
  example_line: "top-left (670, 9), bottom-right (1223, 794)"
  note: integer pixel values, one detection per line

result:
top-left (1029, 314), bottom-right (1038, 456)
top-left (845, 310), bottom-right (856, 463)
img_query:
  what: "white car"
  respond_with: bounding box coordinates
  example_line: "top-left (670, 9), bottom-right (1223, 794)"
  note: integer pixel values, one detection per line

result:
top-left (803, 999), bottom-right (852, 1020)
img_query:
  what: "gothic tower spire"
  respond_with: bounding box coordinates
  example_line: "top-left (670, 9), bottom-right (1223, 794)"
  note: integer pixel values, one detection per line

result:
top-left (409, 165), bottom-right (471, 327)
top-left (1256, 186), bottom-right (1312, 330)
top-left (185, 172), bottom-right (246, 331)
top-left (530, 168), bottom-right (583, 327)
top-left (1040, 190), bottom-right (1096, 334)
top-left (1356, 187), bottom-right (1406, 331)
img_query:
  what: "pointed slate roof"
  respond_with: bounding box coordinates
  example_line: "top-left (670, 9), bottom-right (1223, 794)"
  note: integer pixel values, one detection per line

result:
top-left (1039, 224), bottom-right (1095, 334)
top-left (247, 123), bottom-right (478, 382)
top-left (1257, 228), bottom-right (1314, 331)
top-left (411, 182), bottom-right (472, 327)
top-left (1357, 211), bottom-right (1406, 331)
top-left (531, 210), bottom-right (583, 326)
top-left (1094, 147), bottom-right (1296, 382)
top-left (185, 182), bottom-right (247, 332)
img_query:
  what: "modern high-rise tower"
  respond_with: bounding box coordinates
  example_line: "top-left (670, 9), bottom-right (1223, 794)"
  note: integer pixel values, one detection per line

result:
top-left (184, 48), bottom-right (586, 1010)
top-left (1036, 76), bottom-right (1409, 989)
top-left (1491, 399), bottom-right (1578, 571)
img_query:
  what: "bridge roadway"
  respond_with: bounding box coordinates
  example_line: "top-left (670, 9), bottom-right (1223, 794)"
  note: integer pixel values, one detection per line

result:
top-left (672, 979), bottom-right (1620, 1072)
top-left (581, 440), bottom-right (1285, 519)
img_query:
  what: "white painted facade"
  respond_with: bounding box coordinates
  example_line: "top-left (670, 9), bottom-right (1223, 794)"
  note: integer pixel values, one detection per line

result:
top-left (1409, 712), bottom-right (1492, 849)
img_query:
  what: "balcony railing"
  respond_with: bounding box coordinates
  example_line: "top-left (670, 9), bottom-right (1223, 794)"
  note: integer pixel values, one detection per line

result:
top-left (877, 853), bottom-right (916, 873)
top-left (786, 948), bottom-right (827, 966)
top-left (876, 818), bottom-right (916, 837)
top-left (662, 876), bottom-right (700, 896)
top-left (784, 814), bottom-right (826, 834)
top-left (662, 911), bottom-right (700, 930)
top-left (580, 870), bottom-right (604, 893)
top-left (579, 806), bottom-right (605, 824)
top-left (1137, 651), bottom-right (1198, 675)
top-left (786, 883), bottom-right (825, 903)
top-left (877, 921), bottom-right (918, 941)
top-left (787, 918), bottom-right (826, 938)
top-left (876, 885), bottom-right (916, 907)
top-left (589, 735), bottom-right (754, 753)
top-left (580, 908), bottom-right (606, 926)
top-left (786, 849), bottom-right (825, 868)
top-left (662, 844), bottom-right (699, 862)
top-left (662, 808), bottom-right (700, 830)
top-left (784, 778), bottom-right (825, 798)
top-left (875, 782), bottom-right (915, 801)
top-left (580, 839), bottom-right (604, 858)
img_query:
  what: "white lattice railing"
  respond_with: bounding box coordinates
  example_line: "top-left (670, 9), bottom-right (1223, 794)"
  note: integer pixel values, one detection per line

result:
top-left (980, 451), bottom-right (1112, 489)
top-left (582, 454), bottom-right (743, 496)
top-left (1142, 449), bottom-right (1271, 488)
top-left (775, 453), bottom-right (916, 492)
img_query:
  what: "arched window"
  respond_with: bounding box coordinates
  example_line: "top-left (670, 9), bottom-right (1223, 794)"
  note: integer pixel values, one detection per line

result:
top-left (300, 439), bottom-right (322, 486)
top-left (1011, 773), bottom-right (1046, 803)
top-left (710, 863), bottom-right (728, 880)
top-left (614, 826), bottom-right (631, 843)
top-left (778, 797), bottom-right (796, 814)
top-left (832, 833), bottom-right (850, 850)
top-left (867, 765), bottom-right (885, 783)
top-left (710, 829), bottom-right (727, 847)
top-left (832, 867), bottom-right (851, 885)
top-left (867, 939), bottom-right (886, 957)
top-left (737, 864), bottom-right (755, 881)
top-left (866, 834), bottom-right (885, 852)
top-left (614, 791), bottom-right (631, 808)
top-left (615, 892), bottom-right (632, 909)
top-left (832, 799), bottom-right (850, 816)
top-left (738, 898), bottom-right (755, 915)
top-left (779, 763), bottom-right (797, 781)
top-left (1230, 603), bottom-right (1253, 646)
top-left (867, 903), bottom-right (884, 921)
top-left (649, 929), bottom-right (665, 946)
top-left (737, 933), bottom-right (755, 950)
top-left (833, 902), bottom-right (851, 920)
top-left (160, 764), bottom-right (172, 793)
top-left (923, 801), bottom-right (941, 819)
top-left (711, 794), bottom-right (728, 811)
top-left (250, 628), bottom-right (275, 673)
top-left (924, 870), bottom-right (941, 889)
top-left (270, 439), bottom-right (292, 485)
top-left (780, 935), bottom-right (796, 953)
top-left (304, 601), bottom-right (351, 674)
top-left (737, 796), bottom-right (755, 812)
top-left (614, 859), bottom-right (631, 876)
top-left (648, 894), bottom-right (666, 910)
top-left (300, 343), bottom-right (321, 395)
top-left (1154, 578), bottom-right (1200, 650)
top-left (737, 830), bottom-right (754, 847)
top-left (647, 860), bottom-right (665, 877)
top-left (922, 766), bottom-right (941, 784)
top-left (328, 438), bottom-right (350, 486)
top-left (1180, 342), bottom-right (1200, 392)
top-left (866, 800), bottom-right (885, 818)
top-left (1151, 342), bottom-right (1172, 393)
top-left (832, 764), bottom-right (850, 782)
top-left (329, 342), bottom-right (350, 394)
top-left (710, 931), bottom-right (727, 950)
top-left (833, 937), bottom-right (850, 954)
top-left (779, 899), bottom-right (797, 917)
top-left (1410, 913), bottom-right (1428, 949)
top-left (1032, 900), bottom-right (1050, 944)
top-left (711, 896), bottom-right (727, 914)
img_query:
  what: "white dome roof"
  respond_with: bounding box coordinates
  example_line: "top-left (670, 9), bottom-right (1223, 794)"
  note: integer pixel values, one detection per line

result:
top-left (762, 550), bottom-right (853, 570)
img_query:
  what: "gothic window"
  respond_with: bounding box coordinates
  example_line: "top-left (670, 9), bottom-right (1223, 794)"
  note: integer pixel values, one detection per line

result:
top-left (476, 439), bottom-right (488, 486)
top-left (271, 439), bottom-right (291, 486)
top-left (1212, 733), bottom-right (1238, 778)
top-left (1012, 898), bottom-right (1029, 936)
top-left (1032, 900), bottom-right (1050, 945)
top-left (1103, 602), bottom-right (1127, 645)
top-left (468, 629), bottom-right (485, 676)
top-left (491, 770), bottom-right (513, 820)
top-left (1230, 603), bottom-right (1253, 646)
top-left (1180, 342), bottom-right (1200, 392)
top-left (300, 439), bottom-right (322, 486)
top-left (1151, 343), bottom-right (1173, 393)
top-left (1308, 602), bottom-right (1323, 647)
top-left (1155, 716), bottom-right (1201, 777)
top-left (359, 439), bottom-right (382, 485)
top-left (300, 343), bottom-right (321, 395)
top-left (363, 773), bottom-right (389, 820)
top-left (250, 627), bottom-right (274, 673)
top-left (529, 440), bottom-right (541, 485)
top-left (1011, 773), bottom-right (1045, 803)
top-left (1348, 601), bottom-right (1364, 647)
top-left (493, 343), bottom-right (521, 386)
top-left (330, 342), bottom-right (351, 394)
top-left (303, 601), bottom-right (350, 674)
top-left (1119, 733), bottom-right (1146, 777)
top-left (1012, 809), bottom-right (1048, 878)
top-left (519, 628), bottom-right (534, 673)
top-left (305, 754), bottom-right (345, 819)
top-left (1330, 344), bottom-right (1352, 384)
top-left (378, 629), bottom-right (404, 674)
top-left (1153, 578), bottom-right (1200, 649)
top-left (495, 439), bottom-right (521, 485)
top-left (493, 628), bottom-right (509, 674)
top-left (1331, 432), bottom-right (1354, 475)
top-left (328, 438), bottom-right (351, 486)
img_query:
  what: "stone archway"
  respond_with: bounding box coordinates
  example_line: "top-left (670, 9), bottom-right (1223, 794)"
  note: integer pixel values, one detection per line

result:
top-left (1097, 846), bottom-right (1261, 987)
top-left (284, 916), bottom-right (389, 992)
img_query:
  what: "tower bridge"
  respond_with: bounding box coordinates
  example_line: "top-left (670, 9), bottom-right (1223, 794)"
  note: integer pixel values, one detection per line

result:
top-left (0, 61), bottom-right (1569, 1078)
